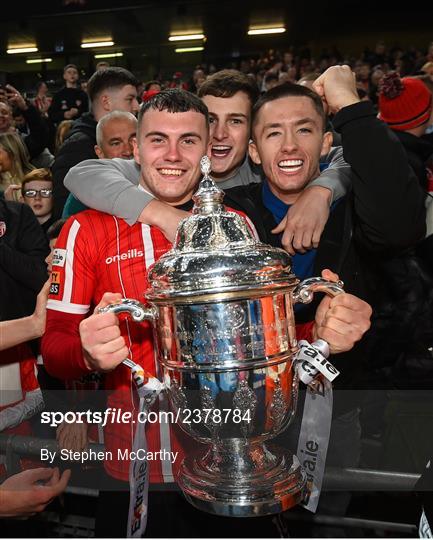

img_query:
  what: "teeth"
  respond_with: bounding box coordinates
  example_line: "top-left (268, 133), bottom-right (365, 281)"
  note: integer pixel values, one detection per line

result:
top-left (212, 145), bottom-right (231, 154)
top-left (159, 169), bottom-right (183, 176)
top-left (278, 159), bottom-right (303, 167)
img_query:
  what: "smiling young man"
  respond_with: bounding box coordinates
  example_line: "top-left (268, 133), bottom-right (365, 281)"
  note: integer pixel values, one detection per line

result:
top-left (64, 69), bottom-right (352, 254)
top-left (42, 88), bottom-right (372, 538)
top-left (220, 65), bottom-right (426, 526)
top-left (42, 90), bottom-right (208, 537)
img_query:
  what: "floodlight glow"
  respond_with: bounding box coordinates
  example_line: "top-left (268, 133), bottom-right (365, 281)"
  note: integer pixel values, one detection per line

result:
top-left (169, 34), bottom-right (205, 42)
top-left (175, 46), bottom-right (204, 53)
top-left (26, 58), bottom-right (52, 64)
top-left (8, 47), bottom-right (38, 54)
top-left (81, 41), bottom-right (114, 48)
top-left (94, 52), bottom-right (124, 59)
top-left (247, 27), bottom-right (286, 35)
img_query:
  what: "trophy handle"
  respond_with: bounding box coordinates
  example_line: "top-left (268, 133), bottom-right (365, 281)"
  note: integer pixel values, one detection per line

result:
top-left (98, 298), bottom-right (158, 374)
top-left (98, 298), bottom-right (157, 322)
top-left (291, 277), bottom-right (345, 384)
top-left (291, 276), bottom-right (344, 305)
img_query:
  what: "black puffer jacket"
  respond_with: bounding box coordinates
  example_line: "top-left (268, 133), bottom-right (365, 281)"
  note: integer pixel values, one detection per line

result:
top-left (51, 112), bottom-right (97, 219)
top-left (364, 251), bottom-right (433, 389)
top-left (394, 130), bottom-right (433, 191)
top-left (361, 131), bottom-right (433, 389)
top-left (0, 199), bottom-right (49, 321)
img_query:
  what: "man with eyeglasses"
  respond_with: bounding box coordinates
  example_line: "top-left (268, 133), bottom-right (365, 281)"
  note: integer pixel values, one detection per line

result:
top-left (21, 168), bottom-right (55, 235)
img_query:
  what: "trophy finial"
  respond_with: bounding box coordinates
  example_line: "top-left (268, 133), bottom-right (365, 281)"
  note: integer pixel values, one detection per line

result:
top-left (193, 155), bottom-right (224, 214)
top-left (200, 155), bottom-right (212, 178)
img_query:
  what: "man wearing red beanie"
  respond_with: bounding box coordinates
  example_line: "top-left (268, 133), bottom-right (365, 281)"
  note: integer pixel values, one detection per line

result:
top-left (378, 72), bottom-right (433, 191)
top-left (375, 72), bottom-right (433, 378)
top-left (379, 73), bottom-right (432, 132)
top-left (378, 72), bottom-right (433, 269)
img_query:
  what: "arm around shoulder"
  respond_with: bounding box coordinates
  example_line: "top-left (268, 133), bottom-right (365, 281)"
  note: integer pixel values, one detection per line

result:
top-left (64, 158), bottom-right (153, 225)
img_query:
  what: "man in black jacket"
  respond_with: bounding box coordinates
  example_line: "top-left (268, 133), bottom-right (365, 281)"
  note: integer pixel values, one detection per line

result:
top-left (369, 72), bottom-right (433, 385)
top-left (51, 67), bottom-right (139, 219)
top-left (0, 199), bottom-right (48, 321)
top-left (220, 66), bottom-right (426, 523)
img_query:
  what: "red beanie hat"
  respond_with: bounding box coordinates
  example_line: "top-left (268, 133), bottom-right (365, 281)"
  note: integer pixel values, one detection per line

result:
top-left (141, 89), bottom-right (160, 102)
top-left (378, 72), bottom-right (432, 131)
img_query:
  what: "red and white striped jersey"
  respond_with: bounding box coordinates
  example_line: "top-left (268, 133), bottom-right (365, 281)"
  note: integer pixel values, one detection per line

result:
top-left (44, 209), bottom-right (186, 483)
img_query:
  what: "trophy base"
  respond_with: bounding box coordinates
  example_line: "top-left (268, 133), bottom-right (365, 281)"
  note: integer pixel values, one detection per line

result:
top-left (178, 443), bottom-right (308, 518)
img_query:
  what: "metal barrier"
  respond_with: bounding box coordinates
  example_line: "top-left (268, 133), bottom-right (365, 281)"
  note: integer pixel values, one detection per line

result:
top-left (0, 433), bottom-right (421, 490)
top-left (0, 433), bottom-right (422, 536)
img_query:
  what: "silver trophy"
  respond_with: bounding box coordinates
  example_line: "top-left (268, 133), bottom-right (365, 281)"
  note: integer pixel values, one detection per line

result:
top-left (102, 156), bottom-right (343, 517)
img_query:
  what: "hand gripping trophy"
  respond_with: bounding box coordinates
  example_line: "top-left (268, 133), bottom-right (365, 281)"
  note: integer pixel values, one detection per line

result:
top-left (101, 156), bottom-right (344, 517)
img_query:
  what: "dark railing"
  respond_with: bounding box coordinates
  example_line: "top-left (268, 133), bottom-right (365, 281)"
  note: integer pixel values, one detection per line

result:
top-left (0, 433), bottom-right (421, 536)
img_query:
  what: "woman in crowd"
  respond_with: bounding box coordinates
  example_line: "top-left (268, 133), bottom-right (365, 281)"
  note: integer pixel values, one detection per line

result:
top-left (0, 132), bottom-right (34, 199)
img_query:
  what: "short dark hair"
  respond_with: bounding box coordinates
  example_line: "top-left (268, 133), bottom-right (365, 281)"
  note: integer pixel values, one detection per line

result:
top-left (63, 64), bottom-right (78, 73)
top-left (47, 218), bottom-right (67, 241)
top-left (144, 80), bottom-right (161, 91)
top-left (137, 88), bottom-right (209, 135)
top-left (87, 67), bottom-right (138, 102)
top-left (198, 69), bottom-right (259, 106)
top-left (264, 72), bottom-right (279, 84)
top-left (251, 82), bottom-right (327, 134)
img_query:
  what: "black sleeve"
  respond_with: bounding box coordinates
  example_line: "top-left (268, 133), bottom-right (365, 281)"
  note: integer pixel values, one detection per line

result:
top-left (48, 92), bottom-right (66, 125)
top-left (423, 132), bottom-right (433, 147)
top-left (77, 90), bottom-right (89, 116)
top-left (22, 103), bottom-right (50, 160)
top-left (51, 135), bottom-right (97, 220)
top-left (333, 101), bottom-right (426, 254)
top-left (0, 203), bottom-right (49, 292)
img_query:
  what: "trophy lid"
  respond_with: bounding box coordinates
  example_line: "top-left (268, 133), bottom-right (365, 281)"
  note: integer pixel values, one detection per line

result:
top-left (146, 156), bottom-right (296, 302)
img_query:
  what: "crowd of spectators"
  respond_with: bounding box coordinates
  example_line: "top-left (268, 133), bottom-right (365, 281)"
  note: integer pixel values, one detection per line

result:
top-left (0, 37), bottom-right (433, 537)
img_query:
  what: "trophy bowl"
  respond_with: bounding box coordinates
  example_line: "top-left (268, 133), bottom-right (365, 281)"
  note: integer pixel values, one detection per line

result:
top-left (101, 157), bottom-right (343, 517)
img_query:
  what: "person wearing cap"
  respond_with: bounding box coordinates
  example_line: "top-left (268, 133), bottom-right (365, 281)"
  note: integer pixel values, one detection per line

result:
top-left (361, 72), bottom-right (433, 409)
top-left (48, 64), bottom-right (89, 126)
top-left (378, 72), bottom-right (433, 191)
top-left (378, 72), bottom-right (433, 269)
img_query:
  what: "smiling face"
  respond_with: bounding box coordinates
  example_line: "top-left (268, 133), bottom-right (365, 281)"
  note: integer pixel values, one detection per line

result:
top-left (133, 108), bottom-right (209, 206)
top-left (250, 95), bottom-right (332, 204)
top-left (202, 91), bottom-right (251, 180)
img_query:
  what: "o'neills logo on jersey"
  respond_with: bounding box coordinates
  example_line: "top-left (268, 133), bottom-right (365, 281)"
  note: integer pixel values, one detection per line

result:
top-left (105, 249), bottom-right (144, 265)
